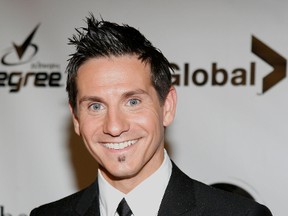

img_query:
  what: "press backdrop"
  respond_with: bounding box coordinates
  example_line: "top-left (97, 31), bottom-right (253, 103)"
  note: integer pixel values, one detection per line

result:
top-left (1, 0), bottom-right (287, 215)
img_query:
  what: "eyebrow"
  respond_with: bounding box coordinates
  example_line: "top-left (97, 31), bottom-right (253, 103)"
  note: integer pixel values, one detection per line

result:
top-left (78, 89), bottom-right (149, 105)
top-left (79, 96), bottom-right (103, 105)
top-left (122, 89), bottom-right (149, 99)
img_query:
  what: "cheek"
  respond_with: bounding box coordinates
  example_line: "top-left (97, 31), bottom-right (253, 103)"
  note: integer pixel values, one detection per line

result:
top-left (134, 109), bottom-right (164, 134)
top-left (79, 119), bottom-right (104, 161)
top-left (79, 117), bottom-right (101, 140)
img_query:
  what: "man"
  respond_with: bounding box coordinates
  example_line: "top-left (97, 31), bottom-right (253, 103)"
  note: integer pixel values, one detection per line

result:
top-left (30, 15), bottom-right (273, 216)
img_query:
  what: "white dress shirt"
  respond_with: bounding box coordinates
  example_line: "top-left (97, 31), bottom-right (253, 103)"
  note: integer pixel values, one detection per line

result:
top-left (98, 150), bottom-right (172, 216)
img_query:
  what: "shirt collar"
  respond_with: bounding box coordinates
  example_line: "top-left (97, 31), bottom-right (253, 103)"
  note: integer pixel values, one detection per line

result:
top-left (98, 150), bottom-right (172, 216)
top-left (98, 169), bottom-right (124, 216)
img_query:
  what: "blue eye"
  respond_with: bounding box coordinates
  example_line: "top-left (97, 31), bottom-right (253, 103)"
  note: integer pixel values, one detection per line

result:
top-left (89, 103), bottom-right (103, 111)
top-left (128, 98), bottom-right (140, 106)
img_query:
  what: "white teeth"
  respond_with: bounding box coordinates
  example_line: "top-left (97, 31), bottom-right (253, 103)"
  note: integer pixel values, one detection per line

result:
top-left (103, 140), bottom-right (137, 150)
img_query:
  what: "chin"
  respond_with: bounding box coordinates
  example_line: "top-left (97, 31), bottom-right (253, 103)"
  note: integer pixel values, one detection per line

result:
top-left (101, 162), bottom-right (137, 179)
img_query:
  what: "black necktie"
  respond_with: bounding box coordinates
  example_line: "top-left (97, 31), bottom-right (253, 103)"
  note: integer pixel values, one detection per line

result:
top-left (116, 198), bottom-right (133, 216)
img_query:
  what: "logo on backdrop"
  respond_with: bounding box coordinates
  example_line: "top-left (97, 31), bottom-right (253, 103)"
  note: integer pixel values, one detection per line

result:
top-left (252, 36), bottom-right (286, 94)
top-left (1, 24), bottom-right (40, 66)
top-left (0, 23), bottom-right (63, 93)
top-left (0, 205), bottom-right (27, 216)
top-left (172, 35), bottom-right (287, 94)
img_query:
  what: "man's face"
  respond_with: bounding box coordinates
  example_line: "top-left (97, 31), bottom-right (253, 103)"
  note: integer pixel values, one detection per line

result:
top-left (71, 55), bottom-right (176, 189)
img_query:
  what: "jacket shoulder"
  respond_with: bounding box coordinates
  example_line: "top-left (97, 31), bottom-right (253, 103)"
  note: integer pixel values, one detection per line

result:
top-left (169, 162), bottom-right (272, 216)
top-left (30, 182), bottom-right (98, 216)
top-left (192, 179), bottom-right (272, 215)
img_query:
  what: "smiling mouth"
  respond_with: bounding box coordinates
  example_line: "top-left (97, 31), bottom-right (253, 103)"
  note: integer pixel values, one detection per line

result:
top-left (102, 139), bottom-right (138, 150)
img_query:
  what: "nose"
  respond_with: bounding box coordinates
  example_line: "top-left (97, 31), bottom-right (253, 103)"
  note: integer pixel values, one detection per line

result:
top-left (103, 107), bottom-right (130, 137)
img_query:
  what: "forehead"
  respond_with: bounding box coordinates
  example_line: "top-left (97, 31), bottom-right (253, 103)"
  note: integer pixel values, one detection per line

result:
top-left (76, 55), bottom-right (152, 93)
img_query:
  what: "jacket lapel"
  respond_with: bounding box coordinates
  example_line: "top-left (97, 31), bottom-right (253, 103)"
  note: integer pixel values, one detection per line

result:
top-left (158, 162), bottom-right (198, 216)
top-left (73, 162), bottom-right (198, 216)
top-left (75, 180), bottom-right (101, 216)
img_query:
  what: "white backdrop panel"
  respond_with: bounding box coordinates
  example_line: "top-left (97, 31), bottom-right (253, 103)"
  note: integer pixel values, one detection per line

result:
top-left (0, 1), bottom-right (287, 215)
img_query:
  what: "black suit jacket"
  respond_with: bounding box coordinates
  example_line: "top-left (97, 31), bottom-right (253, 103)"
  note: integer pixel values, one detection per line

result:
top-left (30, 162), bottom-right (273, 216)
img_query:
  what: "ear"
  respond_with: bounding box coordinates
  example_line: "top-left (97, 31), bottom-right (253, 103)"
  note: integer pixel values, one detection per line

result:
top-left (69, 104), bottom-right (80, 136)
top-left (163, 86), bottom-right (177, 127)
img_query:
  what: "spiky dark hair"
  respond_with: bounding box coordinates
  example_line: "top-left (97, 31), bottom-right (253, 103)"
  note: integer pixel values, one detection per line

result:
top-left (66, 14), bottom-right (173, 111)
